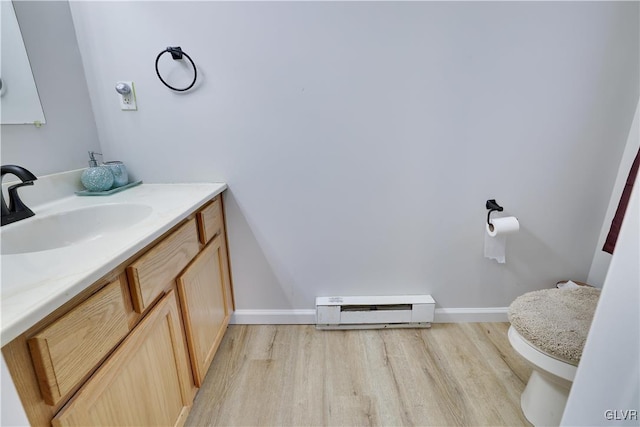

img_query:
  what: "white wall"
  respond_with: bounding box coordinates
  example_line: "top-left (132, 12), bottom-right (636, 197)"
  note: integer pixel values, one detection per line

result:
top-left (588, 101), bottom-right (640, 286)
top-left (1, 1), bottom-right (99, 176)
top-left (562, 177), bottom-right (639, 426)
top-left (69, 1), bottom-right (639, 312)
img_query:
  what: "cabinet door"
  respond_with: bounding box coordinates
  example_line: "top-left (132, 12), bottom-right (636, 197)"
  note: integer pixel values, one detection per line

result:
top-left (52, 290), bottom-right (192, 427)
top-left (219, 232), bottom-right (235, 314)
top-left (177, 234), bottom-right (231, 386)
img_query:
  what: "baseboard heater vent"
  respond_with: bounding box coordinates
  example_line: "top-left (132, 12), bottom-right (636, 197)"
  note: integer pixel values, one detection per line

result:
top-left (316, 295), bottom-right (435, 330)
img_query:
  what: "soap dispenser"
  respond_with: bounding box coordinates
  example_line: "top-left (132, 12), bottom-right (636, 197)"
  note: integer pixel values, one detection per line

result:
top-left (81, 151), bottom-right (114, 192)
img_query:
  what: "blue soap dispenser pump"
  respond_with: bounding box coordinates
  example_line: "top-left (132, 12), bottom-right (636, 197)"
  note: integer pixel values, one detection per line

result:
top-left (81, 151), bottom-right (114, 192)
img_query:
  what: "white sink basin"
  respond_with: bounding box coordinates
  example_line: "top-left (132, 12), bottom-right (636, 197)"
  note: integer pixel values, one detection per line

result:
top-left (1, 203), bottom-right (153, 255)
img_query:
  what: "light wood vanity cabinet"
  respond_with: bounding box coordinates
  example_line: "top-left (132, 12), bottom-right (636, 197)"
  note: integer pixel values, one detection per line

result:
top-left (197, 196), bottom-right (224, 244)
top-left (196, 198), bottom-right (234, 316)
top-left (127, 218), bottom-right (200, 313)
top-left (178, 233), bottom-right (231, 386)
top-left (2, 192), bottom-right (234, 426)
top-left (52, 291), bottom-right (193, 427)
top-left (28, 279), bottom-right (130, 407)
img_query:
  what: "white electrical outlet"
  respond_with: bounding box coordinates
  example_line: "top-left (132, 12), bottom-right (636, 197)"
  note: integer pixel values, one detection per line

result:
top-left (116, 81), bottom-right (137, 111)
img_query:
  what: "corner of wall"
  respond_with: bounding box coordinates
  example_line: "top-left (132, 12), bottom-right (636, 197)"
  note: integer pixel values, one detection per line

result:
top-left (587, 99), bottom-right (640, 286)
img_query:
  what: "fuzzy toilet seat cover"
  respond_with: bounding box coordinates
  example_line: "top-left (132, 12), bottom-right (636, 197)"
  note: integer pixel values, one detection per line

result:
top-left (508, 287), bottom-right (601, 366)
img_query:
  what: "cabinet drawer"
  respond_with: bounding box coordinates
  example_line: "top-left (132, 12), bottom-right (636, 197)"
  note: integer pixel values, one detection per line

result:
top-left (127, 218), bottom-right (199, 313)
top-left (197, 196), bottom-right (223, 244)
top-left (28, 279), bottom-right (129, 406)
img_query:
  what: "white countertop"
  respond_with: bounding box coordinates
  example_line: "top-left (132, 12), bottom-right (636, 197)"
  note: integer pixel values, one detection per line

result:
top-left (1, 181), bottom-right (227, 346)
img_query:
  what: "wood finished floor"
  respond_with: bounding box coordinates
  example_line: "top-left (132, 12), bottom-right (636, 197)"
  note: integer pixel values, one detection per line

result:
top-left (186, 323), bottom-right (532, 427)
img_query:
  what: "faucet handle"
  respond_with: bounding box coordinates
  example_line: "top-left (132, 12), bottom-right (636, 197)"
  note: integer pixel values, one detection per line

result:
top-left (8, 182), bottom-right (34, 190)
top-left (8, 182), bottom-right (35, 213)
top-left (1, 165), bottom-right (37, 226)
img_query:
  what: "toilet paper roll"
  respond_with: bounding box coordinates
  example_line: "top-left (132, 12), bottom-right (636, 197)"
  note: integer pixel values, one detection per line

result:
top-left (484, 233), bottom-right (507, 263)
top-left (484, 216), bottom-right (519, 264)
top-left (486, 216), bottom-right (519, 237)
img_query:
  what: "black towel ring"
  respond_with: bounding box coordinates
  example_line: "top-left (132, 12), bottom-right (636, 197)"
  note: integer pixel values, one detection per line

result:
top-left (155, 46), bottom-right (197, 92)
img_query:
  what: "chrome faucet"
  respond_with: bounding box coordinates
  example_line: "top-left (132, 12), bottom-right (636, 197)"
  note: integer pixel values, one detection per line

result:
top-left (1, 165), bottom-right (38, 226)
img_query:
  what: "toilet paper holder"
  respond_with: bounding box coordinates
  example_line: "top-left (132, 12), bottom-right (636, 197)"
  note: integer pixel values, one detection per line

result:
top-left (486, 199), bottom-right (503, 225)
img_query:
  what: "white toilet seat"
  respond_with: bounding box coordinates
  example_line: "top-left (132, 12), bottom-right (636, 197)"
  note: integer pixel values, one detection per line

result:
top-left (508, 326), bottom-right (577, 383)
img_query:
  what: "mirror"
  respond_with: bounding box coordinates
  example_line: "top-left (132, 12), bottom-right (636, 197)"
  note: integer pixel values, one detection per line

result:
top-left (1, 0), bottom-right (46, 125)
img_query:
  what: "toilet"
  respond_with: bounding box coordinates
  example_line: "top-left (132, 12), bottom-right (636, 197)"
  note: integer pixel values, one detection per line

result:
top-left (508, 325), bottom-right (577, 426)
top-left (508, 286), bottom-right (600, 427)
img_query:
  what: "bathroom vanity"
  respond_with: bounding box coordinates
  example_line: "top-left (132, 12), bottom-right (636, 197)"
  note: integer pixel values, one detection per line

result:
top-left (1, 175), bottom-right (233, 426)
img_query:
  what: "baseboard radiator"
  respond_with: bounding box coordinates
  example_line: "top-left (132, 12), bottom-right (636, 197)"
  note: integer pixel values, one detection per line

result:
top-left (316, 295), bottom-right (435, 329)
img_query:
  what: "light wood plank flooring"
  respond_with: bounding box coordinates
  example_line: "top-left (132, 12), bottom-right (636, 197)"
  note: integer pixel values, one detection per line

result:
top-left (186, 323), bottom-right (532, 426)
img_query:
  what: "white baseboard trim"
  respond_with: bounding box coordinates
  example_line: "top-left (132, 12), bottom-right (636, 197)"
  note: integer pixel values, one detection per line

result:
top-left (230, 307), bottom-right (509, 325)
top-left (434, 307), bottom-right (509, 323)
top-left (230, 310), bottom-right (317, 325)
